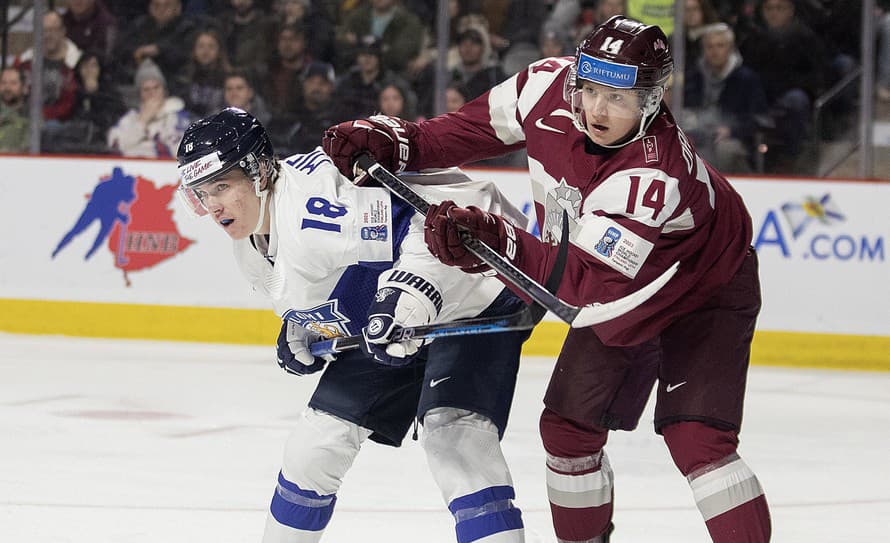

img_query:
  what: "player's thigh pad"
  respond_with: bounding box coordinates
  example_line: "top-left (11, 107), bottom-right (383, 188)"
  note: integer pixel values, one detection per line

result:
top-left (281, 408), bottom-right (372, 495)
top-left (655, 250), bottom-right (761, 432)
top-left (309, 349), bottom-right (424, 446)
top-left (544, 326), bottom-right (660, 431)
top-left (418, 291), bottom-right (527, 437)
top-left (422, 407), bottom-right (514, 504)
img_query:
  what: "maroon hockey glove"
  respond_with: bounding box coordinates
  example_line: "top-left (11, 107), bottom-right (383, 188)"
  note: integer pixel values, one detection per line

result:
top-left (424, 200), bottom-right (519, 274)
top-left (322, 115), bottom-right (416, 184)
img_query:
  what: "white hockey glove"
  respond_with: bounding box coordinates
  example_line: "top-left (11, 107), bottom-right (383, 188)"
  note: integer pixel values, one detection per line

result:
top-left (276, 321), bottom-right (334, 376)
top-left (363, 271), bottom-right (442, 367)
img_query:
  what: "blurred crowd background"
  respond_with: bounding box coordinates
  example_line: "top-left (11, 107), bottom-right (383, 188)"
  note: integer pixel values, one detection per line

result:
top-left (1, 0), bottom-right (889, 177)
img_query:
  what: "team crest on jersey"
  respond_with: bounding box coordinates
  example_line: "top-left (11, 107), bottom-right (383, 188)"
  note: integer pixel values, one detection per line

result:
top-left (543, 179), bottom-right (582, 244)
top-left (361, 224), bottom-right (388, 241)
top-left (595, 227), bottom-right (621, 257)
top-left (282, 301), bottom-right (351, 339)
top-left (643, 136), bottom-right (659, 163)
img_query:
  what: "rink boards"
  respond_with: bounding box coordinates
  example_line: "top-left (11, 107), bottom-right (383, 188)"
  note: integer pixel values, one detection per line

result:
top-left (0, 155), bottom-right (887, 371)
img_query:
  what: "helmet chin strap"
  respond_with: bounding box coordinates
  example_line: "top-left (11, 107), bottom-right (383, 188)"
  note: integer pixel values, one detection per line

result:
top-left (252, 188), bottom-right (269, 234)
top-left (594, 109), bottom-right (659, 149)
top-left (247, 154), bottom-right (277, 235)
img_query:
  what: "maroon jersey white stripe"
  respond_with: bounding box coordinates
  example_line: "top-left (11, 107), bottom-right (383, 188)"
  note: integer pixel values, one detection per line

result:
top-left (410, 58), bottom-right (753, 346)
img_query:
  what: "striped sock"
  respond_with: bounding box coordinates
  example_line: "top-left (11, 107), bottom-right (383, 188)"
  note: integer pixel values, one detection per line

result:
top-left (546, 451), bottom-right (614, 542)
top-left (450, 485), bottom-right (524, 543)
top-left (688, 454), bottom-right (771, 542)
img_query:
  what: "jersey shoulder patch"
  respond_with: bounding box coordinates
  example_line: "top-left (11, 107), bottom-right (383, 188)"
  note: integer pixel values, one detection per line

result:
top-left (573, 215), bottom-right (655, 279)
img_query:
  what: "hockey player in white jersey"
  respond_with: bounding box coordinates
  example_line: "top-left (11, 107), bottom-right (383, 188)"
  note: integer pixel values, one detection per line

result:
top-left (176, 108), bottom-right (530, 543)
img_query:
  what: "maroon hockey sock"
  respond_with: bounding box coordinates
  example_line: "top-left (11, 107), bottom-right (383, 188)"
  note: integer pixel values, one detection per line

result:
top-left (703, 494), bottom-right (771, 543)
top-left (663, 422), bottom-right (771, 542)
top-left (540, 408), bottom-right (613, 542)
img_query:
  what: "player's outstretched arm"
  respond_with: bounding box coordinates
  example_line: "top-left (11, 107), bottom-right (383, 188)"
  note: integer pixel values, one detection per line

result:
top-left (322, 70), bottom-right (530, 183)
top-left (322, 115), bottom-right (418, 183)
top-left (424, 201), bottom-right (637, 311)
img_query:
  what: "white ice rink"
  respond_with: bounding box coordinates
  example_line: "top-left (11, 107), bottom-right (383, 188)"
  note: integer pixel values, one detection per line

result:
top-left (1, 333), bottom-right (888, 543)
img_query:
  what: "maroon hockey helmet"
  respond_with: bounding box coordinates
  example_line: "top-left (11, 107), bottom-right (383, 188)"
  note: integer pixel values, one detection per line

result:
top-left (573, 15), bottom-right (673, 91)
top-left (564, 16), bottom-right (674, 147)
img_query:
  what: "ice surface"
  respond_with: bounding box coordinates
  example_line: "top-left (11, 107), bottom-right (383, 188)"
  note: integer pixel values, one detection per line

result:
top-left (1, 333), bottom-right (888, 542)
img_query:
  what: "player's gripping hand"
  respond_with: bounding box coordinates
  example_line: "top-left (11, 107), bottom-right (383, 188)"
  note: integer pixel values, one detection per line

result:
top-left (363, 280), bottom-right (439, 366)
top-left (424, 200), bottom-right (519, 273)
top-left (276, 321), bottom-right (332, 376)
top-left (322, 115), bottom-right (416, 184)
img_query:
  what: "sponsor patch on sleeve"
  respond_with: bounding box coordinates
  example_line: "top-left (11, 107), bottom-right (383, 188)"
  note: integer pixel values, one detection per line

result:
top-left (573, 215), bottom-right (654, 279)
top-left (356, 187), bottom-right (393, 262)
top-left (360, 224), bottom-right (388, 241)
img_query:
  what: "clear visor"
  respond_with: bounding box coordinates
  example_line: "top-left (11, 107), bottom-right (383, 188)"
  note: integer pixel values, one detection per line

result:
top-left (176, 151), bottom-right (229, 217)
top-left (570, 83), bottom-right (652, 121)
top-left (177, 183), bottom-right (210, 217)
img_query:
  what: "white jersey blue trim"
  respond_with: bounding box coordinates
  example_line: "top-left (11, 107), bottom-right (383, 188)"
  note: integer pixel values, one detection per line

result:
top-left (235, 152), bottom-right (511, 341)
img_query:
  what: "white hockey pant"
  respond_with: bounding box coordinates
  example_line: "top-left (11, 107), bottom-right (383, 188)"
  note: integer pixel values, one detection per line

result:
top-left (262, 408), bottom-right (372, 543)
top-left (422, 407), bottom-right (524, 543)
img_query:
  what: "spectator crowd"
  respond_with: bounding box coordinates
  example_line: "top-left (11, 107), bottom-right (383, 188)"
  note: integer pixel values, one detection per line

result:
top-left (1, 0), bottom-right (887, 174)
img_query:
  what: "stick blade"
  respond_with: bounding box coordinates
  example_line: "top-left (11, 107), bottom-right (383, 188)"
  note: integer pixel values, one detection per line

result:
top-left (570, 261), bottom-right (680, 328)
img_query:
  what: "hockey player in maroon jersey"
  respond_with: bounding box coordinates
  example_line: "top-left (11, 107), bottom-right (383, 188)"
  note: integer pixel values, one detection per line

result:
top-left (322, 15), bottom-right (771, 543)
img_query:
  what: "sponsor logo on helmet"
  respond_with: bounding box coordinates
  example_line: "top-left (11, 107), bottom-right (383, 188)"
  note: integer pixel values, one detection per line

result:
top-left (179, 152), bottom-right (224, 186)
top-left (577, 52), bottom-right (638, 89)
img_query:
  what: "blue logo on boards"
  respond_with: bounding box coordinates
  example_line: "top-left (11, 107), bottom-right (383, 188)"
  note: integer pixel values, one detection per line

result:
top-left (361, 224), bottom-right (388, 241)
top-left (753, 193), bottom-right (884, 262)
top-left (577, 53), bottom-right (638, 89)
top-left (52, 167), bottom-right (137, 261)
top-left (595, 227), bottom-right (622, 257)
top-left (49, 167), bottom-right (194, 285)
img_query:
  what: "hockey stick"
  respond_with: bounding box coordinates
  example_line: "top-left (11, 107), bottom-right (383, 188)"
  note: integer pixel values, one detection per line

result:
top-left (308, 209), bottom-right (571, 357)
top-left (354, 154), bottom-right (679, 328)
top-left (308, 307), bottom-right (539, 356)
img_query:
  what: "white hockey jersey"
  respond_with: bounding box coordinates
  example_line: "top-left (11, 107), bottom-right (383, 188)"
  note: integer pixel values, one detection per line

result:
top-left (234, 148), bottom-right (527, 339)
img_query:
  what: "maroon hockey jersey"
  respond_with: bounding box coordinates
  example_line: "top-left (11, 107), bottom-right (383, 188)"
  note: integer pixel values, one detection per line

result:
top-left (407, 57), bottom-right (753, 346)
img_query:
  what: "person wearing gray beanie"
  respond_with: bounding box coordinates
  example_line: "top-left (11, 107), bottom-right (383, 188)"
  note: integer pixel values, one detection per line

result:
top-left (108, 59), bottom-right (190, 157)
top-left (133, 58), bottom-right (166, 90)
